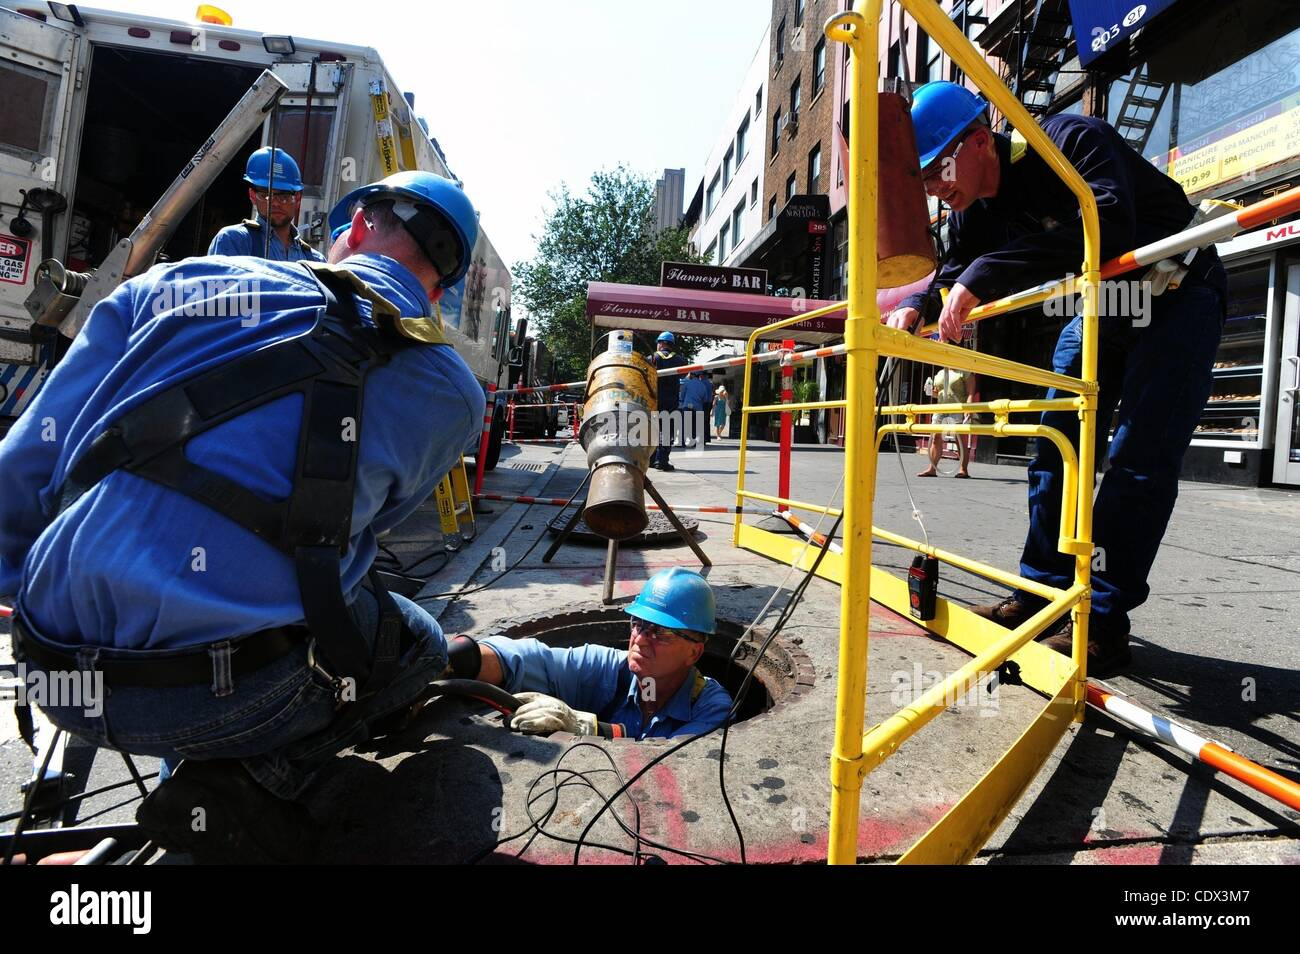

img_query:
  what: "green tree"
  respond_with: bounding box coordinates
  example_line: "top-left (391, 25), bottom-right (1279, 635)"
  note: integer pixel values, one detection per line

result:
top-left (516, 165), bottom-right (712, 380)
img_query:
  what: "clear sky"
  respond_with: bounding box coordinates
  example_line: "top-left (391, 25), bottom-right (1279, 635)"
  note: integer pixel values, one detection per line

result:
top-left (76, 0), bottom-right (772, 275)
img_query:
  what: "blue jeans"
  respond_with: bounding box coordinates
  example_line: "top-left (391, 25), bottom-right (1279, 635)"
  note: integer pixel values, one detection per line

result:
top-left (27, 588), bottom-right (446, 800)
top-left (1013, 280), bottom-right (1225, 640)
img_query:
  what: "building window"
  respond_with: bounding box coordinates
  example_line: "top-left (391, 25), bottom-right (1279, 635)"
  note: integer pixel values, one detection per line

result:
top-left (795, 0), bottom-right (805, 29)
top-left (968, 0), bottom-right (985, 43)
top-left (887, 40), bottom-right (900, 79)
top-left (751, 178), bottom-right (759, 206)
top-left (705, 240), bottom-right (716, 263)
top-left (813, 38), bottom-right (826, 96)
top-left (737, 116), bottom-right (749, 163)
top-left (790, 76), bottom-right (802, 117)
top-left (786, 172), bottom-right (797, 200)
top-left (706, 171), bottom-right (720, 216)
top-left (768, 195), bottom-right (777, 220)
top-left (919, 32), bottom-right (941, 84)
top-left (733, 200), bottom-right (745, 246)
top-left (719, 222), bottom-right (729, 262)
top-left (776, 17), bottom-right (786, 63)
top-left (808, 143), bottom-right (822, 192)
top-left (755, 86), bottom-right (762, 117)
top-left (772, 105), bottom-right (783, 156)
top-left (724, 145), bottom-right (734, 188)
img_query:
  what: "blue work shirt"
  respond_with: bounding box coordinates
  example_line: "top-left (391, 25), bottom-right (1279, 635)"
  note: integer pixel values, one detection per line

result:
top-left (0, 253), bottom-right (485, 650)
top-left (207, 215), bottom-right (324, 262)
top-left (899, 114), bottom-right (1225, 322)
top-left (481, 635), bottom-right (733, 740)
top-left (679, 376), bottom-right (713, 411)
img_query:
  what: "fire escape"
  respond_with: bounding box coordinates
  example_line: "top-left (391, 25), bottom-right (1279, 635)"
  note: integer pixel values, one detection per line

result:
top-left (1007, 0), bottom-right (1075, 119)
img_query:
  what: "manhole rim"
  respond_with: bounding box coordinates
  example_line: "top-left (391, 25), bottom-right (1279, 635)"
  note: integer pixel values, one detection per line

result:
top-left (545, 512), bottom-right (701, 547)
top-left (477, 602), bottom-right (816, 745)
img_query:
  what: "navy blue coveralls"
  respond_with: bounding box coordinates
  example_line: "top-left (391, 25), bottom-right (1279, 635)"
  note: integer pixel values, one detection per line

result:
top-left (900, 114), bottom-right (1227, 641)
top-left (652, 348), bottom-right (688, 467)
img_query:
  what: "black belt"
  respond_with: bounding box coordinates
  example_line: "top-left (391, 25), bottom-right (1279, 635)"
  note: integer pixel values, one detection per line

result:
top-left (12, 615), bottom-right (309, 688)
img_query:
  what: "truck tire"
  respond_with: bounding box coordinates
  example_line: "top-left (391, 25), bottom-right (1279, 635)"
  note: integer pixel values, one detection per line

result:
top-left (483, 404), bottom-right (506, 472)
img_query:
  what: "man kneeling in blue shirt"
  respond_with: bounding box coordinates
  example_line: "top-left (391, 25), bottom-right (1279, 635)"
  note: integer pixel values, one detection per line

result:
top-left (0, 171), bottom-right (484, 862)
top-left (471, 568), bottom-right (732, 740)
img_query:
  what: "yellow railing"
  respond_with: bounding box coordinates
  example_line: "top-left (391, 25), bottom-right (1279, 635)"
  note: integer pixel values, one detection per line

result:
top-left (731, 0), bottom-right (1101, 865)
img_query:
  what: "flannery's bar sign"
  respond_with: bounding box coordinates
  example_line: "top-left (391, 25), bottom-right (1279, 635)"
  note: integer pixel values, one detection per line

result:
top-left (660, 261), bottom-right (768, 295)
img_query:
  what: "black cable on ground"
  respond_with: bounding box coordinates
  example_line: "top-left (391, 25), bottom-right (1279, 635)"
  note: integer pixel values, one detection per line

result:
top-left (467, 740), bottom-right (731, 865)
top-left (418, 467), bottom-right (592, 604)
top-left (0, 771), bottom-right (161, 827)
top-left (3, 726), bottom-right (63, 865)
top-left (373, 542), bottom-right (451, 587)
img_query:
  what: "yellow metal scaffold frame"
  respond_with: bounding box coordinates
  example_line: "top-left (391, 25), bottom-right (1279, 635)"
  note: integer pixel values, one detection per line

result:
top-left (732, 0), bottom-right (1102, 864)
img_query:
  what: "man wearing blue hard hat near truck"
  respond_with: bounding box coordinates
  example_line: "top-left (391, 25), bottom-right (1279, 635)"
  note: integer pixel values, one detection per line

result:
top-left (0, 169), bottom-right (485, 861)
top-left (886, 82), bottom-right (1226, 677)
top-left (208, 146), bottom-right (324, 262)
top-left (468, 568), bottom-right (732, 740)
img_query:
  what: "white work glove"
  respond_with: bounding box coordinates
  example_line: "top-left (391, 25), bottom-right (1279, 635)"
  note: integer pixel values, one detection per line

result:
top-left (510, 692), bottom-right (598, 736)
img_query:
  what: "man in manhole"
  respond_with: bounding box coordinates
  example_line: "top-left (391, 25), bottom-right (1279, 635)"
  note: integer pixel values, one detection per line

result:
top-left (464, 568), bottom-right (733, 739)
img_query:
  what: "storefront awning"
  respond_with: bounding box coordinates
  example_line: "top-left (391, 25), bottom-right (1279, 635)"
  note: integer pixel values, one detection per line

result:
top-left (1069, 0), bottom-right (1181, 66)
top-left (586, 281), bottom-right (846, 343)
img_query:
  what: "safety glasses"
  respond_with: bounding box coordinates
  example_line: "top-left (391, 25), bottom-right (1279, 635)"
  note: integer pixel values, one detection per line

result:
top-left (252, 188), bottom-right (297, 203)
top-left (921, 131), bottom-right (974, 186)
top-left (629, 618), bottom-right (705, 645)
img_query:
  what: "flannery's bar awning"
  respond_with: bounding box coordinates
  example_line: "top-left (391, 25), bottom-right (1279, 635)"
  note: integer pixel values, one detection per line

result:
top-left (585, 281), bottom-right (847, 344)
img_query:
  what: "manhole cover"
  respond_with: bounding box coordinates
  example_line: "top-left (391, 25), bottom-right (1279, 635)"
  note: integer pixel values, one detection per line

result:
top-left (547, 510), bottom-right (700, 546)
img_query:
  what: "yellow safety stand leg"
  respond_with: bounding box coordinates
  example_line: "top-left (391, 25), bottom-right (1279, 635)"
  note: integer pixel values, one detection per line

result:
top-left (450, 456), bottom-right (476, 540)
top-left (433, 474), bottom-right (459, 539)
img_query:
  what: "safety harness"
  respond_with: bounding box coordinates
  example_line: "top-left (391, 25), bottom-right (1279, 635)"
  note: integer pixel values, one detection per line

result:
top-left (24, 262), bottom-right (448, 703)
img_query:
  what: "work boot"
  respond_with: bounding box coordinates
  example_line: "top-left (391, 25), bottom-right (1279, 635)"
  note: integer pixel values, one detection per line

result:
top-left (970, 596), bottom-right (1069, 637)
top-left (137, 759), bottom-right (320, 864)
top-left (1041, 622), bottom-right (1132, 679)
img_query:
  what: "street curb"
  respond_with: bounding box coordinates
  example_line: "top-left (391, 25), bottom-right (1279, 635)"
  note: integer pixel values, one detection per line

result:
top-left (415, 448), bottom-right (575, 621)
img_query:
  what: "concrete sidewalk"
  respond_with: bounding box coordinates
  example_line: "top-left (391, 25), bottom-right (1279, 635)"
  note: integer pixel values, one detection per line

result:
top-left (4, 436), bottom-right (1297, 863)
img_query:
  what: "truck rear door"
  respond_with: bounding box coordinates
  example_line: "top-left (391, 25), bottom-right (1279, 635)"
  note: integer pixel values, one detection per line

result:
top-left (266, 60), bottom-right (352, 247)
top-left (0, 9), bottom-right (82, 329)
top-left (0, 8), bottom-right (84, 415)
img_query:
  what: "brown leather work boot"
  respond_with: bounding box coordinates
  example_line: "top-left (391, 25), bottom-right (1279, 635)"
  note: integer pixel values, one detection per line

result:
top-left (1041, 621), bottom-right (1132, 678)
top-left (971, 596), bottom-right (1070, 638)
top-left (970, 596), bottom-right (1039, 628)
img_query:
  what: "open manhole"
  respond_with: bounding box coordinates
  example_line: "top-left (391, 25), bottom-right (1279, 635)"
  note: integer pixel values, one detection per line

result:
top-left (479, 604), bottom-right (814, 730)
top-left (546, 511), bottom-right (700, 546)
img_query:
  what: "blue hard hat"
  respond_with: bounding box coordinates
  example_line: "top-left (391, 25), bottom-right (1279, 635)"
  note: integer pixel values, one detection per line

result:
top-left (657, 331), bottom-right (675, 343)
top-left (328, 170), bottom-right (479, 287)
top-left (244, 147), bottom-right (304, 192)
top-left (910, 81), bottom-right (989, 169)
top-left (626, 567), bottom-right (716, 636)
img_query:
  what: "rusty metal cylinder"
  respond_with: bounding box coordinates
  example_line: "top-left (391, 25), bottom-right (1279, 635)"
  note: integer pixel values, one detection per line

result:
top-left (578, 334), bottom-right (658, 540)
top-left (876, 91), bottom-right (936, 289)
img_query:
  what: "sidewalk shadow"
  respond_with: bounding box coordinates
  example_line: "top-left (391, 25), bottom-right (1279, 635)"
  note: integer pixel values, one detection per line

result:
top-left (308, 734), bottom-right (504, 864)
top-left (1118, 637), bottom-right (1300, 780)
top-left (987, 715), bottom-right (1300, 863)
